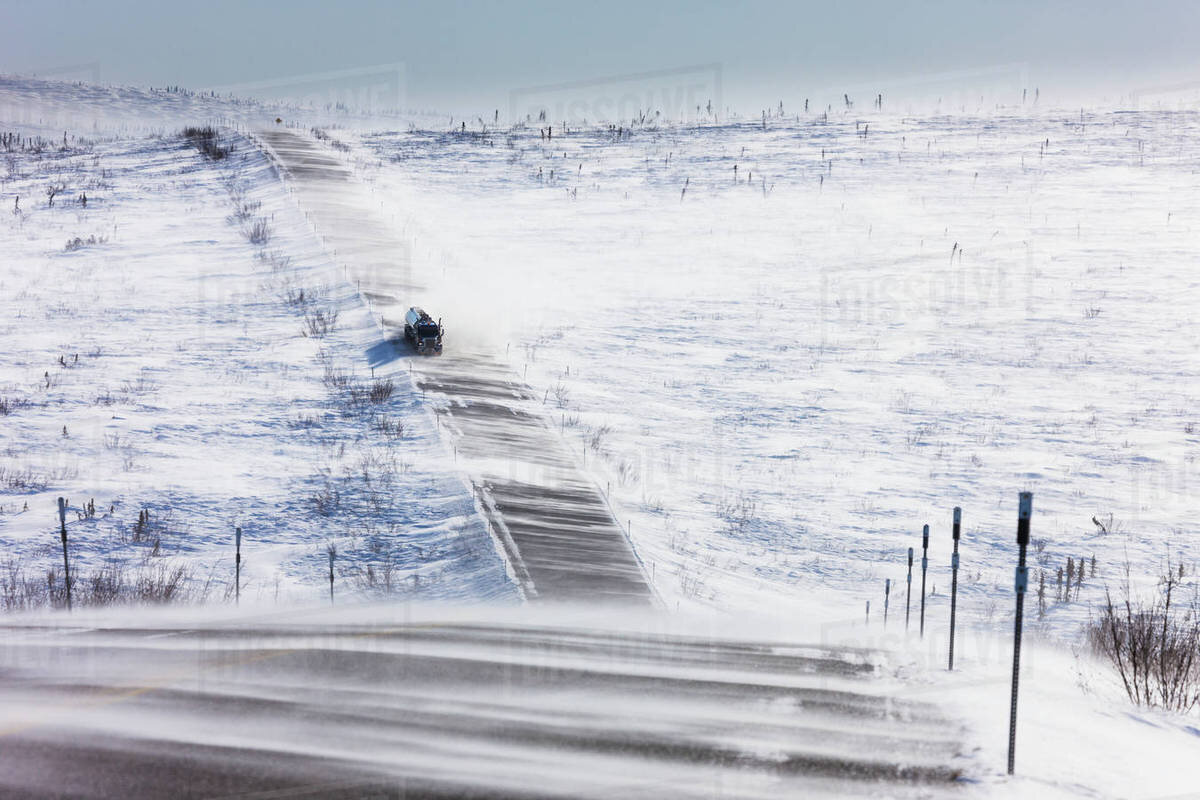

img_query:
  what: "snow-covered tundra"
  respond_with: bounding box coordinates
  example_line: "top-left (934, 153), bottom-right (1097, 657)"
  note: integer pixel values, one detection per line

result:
top-left (1, 76), bottom-right (1198, 798)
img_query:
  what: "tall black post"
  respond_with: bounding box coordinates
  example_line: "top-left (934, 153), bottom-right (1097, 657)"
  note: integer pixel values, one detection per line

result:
top-left (1008, 492), bottom-right (1033, 775)
top-left (57, 497), bottom-right (71, 612)
top-left (905, 547), bottom-right (914, 631)
top-left (919, 524), bottom-right (930, 638)
top-left (949, 507), bottom-right (962, 670)
top-left (235, 527), bottom-right (242, 606)
top-left (884, 578), bottom-right (891, 627)
top-left (329, 549), bottom-right (336, 604)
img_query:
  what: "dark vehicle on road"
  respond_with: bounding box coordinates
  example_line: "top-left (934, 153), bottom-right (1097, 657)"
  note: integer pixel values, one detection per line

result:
top-left (404, 306), bottom-right (443, 354)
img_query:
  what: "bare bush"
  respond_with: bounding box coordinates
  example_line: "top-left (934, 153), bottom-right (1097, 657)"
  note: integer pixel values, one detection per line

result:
top-left (64, 234), bottom-right (107, 252)
top-left (365, 378), bottom-right (395, 404)
top-left (132, 562), bottom-right (190, 603)
top-left (280, 280), bottom-right (324, 308)
top-left (343, 378), bottom-right (396, 411)
top-left (370, 379), bottom-right (395, 404)
top-left (322, 363), bottom-right (351, 391)
top-left (303, 307), bottom-right (338, 338)
top-left (588, 423), bottom-right (612, 452)
top-left (718, 493), bottom-right (759, 537)
top-left (182, 126), bottom-right (230, 160)
top-left (678, 563), bottom-right (709, 600)
top-left (244, 218), bottom-right (272, 245)
top-left (45, 183), bottom-right (65, 207)
top-left (311, 479), bottom-right (341, 516)
top-left (283, 286), bottom-right (310, 306)
top-left (120, 375), bottom-right (159, 396)
top-left (356, 451), bottom-right (398, 515)
top-left (1088, 564), bottom-right (1200, 713)
top-left (311, 127), bottom-right (351, 152)
top-left (352, 552), bottom-right (402, 595)
top-left (3, 556), bottom-right (203, 610)
top-left (552, 382), bottom-right (570, 409)
top-left (1, 558), bottom-right (46, 611)
top-left (372, 415), bottom-right (405, 439)
top-left (227, 199), bottom-right (262, 225)
top-left (290, 412), bottom-right (321, 429)
top-left (0, 466), bottom-right (48, 492)
top-left (258, 249), bottom-right (292, 272)
top-left (0, 396), bottom-right (29, 416)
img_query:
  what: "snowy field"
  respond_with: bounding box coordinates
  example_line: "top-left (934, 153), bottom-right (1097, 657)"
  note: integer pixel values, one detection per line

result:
top-left (1, 76), bottom-right (1199, 798)
top-left (345, 109), bottom-right (1200, 632)
top-left (0, 79), bottom-right (514, 606)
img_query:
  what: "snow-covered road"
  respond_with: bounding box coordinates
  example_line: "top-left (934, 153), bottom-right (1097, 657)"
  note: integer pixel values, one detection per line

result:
top-left (254, 128), bottom-right (654, 605)
top-left (0, 608), bottom-right (970, 798)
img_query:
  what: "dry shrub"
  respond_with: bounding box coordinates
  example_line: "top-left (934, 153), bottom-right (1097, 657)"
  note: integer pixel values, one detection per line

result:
top-left (1088, 563), bottom-right (1200, 712)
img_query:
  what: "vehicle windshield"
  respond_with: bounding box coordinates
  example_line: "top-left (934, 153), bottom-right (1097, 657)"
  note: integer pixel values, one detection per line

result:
top-left (418, 324), bottom-right (440, 338)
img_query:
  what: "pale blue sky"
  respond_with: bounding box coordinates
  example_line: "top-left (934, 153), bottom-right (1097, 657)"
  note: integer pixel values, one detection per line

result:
top-left (2, 0), bottom-right (1197, 112)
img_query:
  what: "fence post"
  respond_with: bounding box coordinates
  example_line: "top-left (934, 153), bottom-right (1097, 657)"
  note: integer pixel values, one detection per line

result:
top-left (1008, 492), bottom-right (1033, 775)
top-left (905, 547), bottom-right (914, 631)
top-left (865, 600), bottom-right (870, 625)
top-left (328, 547), bottom-right (336, 604)
top-left (920, 524), bottom-right (929, 638)
top-left (235, 527), bottom-right (242, 606)
top-left (884, 578), bottom-right (891, 627)
top-left (948, 507), bottom-right (961, 670)
top-left (57, 497), bottom-right (71, 612)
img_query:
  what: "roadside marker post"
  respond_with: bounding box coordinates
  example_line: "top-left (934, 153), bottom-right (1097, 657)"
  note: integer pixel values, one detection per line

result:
top-left (865, 600), bottom-right (870, 625)
top-left (884, 579), bottom-right (891, 626)
top-left (57, 497), bottom-right (71, 612)
top-left (328, 547), bottom-right (336, 604)
top-left (1008, 492), bottom-right (1033, 775)
top-left (905, 547), bottom-right (914, 631)
top-left (919, 524), bottom-right (929, 638)
top-left (235, 527), bottom-right (242, 606)
top-left (948, 507), bottom-right (962, 670)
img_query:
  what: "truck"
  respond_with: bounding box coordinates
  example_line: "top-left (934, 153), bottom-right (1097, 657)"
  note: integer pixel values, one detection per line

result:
top-left (404, 306), bottom-right (443, 355)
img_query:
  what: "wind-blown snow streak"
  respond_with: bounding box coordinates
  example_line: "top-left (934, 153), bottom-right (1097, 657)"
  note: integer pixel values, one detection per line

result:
top-left (0, 609), bottom-right (971, 798)
top-left (254, 128), bottom-right (654, 605)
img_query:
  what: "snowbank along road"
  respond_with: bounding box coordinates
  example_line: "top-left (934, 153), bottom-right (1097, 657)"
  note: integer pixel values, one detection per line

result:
top-left (255, 128), bottom-right (655, 606)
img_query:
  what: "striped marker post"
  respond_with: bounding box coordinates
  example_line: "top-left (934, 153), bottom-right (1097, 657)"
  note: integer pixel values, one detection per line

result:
top-left (235, 527), bottom-right (242, 606)
top-left (1008, 492), bottom-right (1033, 775)
top-left (948, 508), bottom-right (962, 670)
top-left (919, 524), bottom-right (930, 638)
top-left (884, 579), bottom-right (891, 626)
top-left (57, 497), bottom-right (72, 612)
top-left (905, 548), bottom-right (914, 631)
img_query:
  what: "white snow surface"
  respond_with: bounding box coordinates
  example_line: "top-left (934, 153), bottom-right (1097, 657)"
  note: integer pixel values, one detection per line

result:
top-left (1, 76), bottom-right (1199, 798)
top-left (0, 80), bottom-right (516, 605)
top-left (346, 110), bottom-right (1200, 629)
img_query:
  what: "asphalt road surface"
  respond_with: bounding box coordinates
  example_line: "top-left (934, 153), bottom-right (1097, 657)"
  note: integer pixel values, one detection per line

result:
top-left (0, 611), bottom-right (971, 798)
